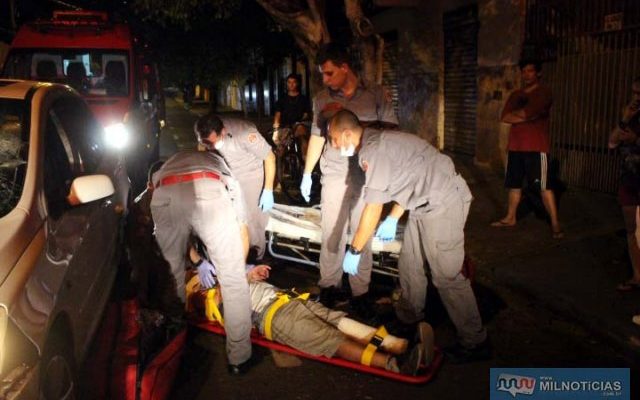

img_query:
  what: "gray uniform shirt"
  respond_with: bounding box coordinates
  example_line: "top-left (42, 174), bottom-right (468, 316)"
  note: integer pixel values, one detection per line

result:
top-left (152, 149), bottom-right (247, 222)
top-left (311, 81), bottom-right (398, 179)
top-left (358, 129), bottom-right (459, 212)
top-left (218, 117), bottom-right (271, 179)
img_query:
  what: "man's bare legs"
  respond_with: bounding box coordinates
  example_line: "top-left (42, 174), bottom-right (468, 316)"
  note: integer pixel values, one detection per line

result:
top-left (541, 189), bottom-right (562, 236)
top-left (334, 339), bottom-right (392, 369)
top-left (619, 205), bottom-right (640, 289)
top-left (492, 188), bottom-right (562, 237)
top-left (491, 189), bottom-right (521, 227)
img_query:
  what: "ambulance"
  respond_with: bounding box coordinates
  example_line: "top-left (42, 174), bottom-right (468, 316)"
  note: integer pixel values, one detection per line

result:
top-left (2, 10), bottom-right (165, 192)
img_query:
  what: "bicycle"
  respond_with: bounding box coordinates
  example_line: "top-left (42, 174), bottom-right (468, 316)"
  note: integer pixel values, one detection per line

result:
top-left (271, 123), bottom-right (320, 204)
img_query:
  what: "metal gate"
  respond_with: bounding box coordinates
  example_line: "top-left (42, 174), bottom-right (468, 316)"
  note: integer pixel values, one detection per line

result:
top-left (526, 0), bottom-right (640, 192)
top-left (444, 5), bottom-right (479, 155)
top-left (382, 32), bottom-right (399, 117)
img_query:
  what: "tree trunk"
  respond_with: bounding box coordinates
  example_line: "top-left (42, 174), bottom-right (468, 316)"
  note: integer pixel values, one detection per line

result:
top-left (256, 0), bottom-right (384, 95)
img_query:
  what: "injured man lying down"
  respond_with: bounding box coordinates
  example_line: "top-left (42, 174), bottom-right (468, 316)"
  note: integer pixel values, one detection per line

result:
top-left (186, 247), bottom-right (433, 376)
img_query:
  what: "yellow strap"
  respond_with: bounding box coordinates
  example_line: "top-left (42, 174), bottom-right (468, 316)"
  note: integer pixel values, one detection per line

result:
top-left (185, 275), bottom-right (200, 312)
top-left (205, 288), bottom-right (224, 326)
top-left (360, 325), bottom-right (388, 366)
top-left (264, 291), bottom-right (310, 341)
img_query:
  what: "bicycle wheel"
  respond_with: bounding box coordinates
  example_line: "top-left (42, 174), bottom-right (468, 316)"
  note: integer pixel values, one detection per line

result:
top-left (277, 147), bottom-right (304, 203)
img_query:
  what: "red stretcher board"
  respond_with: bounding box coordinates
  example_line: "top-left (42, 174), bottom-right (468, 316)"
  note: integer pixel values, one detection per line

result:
top-left (190, 318), bottom-right (442, 384)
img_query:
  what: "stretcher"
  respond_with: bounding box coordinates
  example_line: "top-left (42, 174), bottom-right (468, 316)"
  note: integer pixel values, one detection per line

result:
top-left (266, 204), bottom-right (403, 277)
top-left (192, 319), bottom-right (442, 384)
top-left (186, 283), bottom-right (442, 384)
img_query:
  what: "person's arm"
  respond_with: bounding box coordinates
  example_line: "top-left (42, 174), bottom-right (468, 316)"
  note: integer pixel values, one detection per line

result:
top-left (520, 87), bottom-right (551, 121)
top-left (247, 264), bottom-right (270, 283)
top-left (501, 91), bottom-right (527, 124)
top-left (351, 203), bottom-right (384, 251)
top-left (240, 223), bottom-right (250, 260)
top-left (388, 203), bottom-right (405, 219)
top-left (273, 111), bottom-right (281, 129)
top-left (263, 151), bottom-right (276, 190)
top-left (501, 110), bottom-right (527, 124)
top-left (304, 135), bottom-right (325, 174)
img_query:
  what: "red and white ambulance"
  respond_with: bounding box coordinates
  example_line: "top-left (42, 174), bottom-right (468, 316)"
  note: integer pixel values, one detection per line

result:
top-left (2, 10), bottom-right (165, 192)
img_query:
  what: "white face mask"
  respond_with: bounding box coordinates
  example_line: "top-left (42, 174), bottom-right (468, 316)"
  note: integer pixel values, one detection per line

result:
top-left (214, 138), bottom-right (225, 150)
top-left (339, 132), bottom-right (355, 157)
top-left (340, 143), bottom-right (355, 157)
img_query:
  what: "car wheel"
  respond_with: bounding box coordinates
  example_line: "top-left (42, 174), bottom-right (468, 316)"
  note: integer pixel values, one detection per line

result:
top-left (40, 328), bottom-right (76, 400)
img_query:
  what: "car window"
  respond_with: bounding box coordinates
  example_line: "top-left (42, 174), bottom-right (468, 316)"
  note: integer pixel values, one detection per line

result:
top-left (2, 50), bottom-right (130, 98)
top-left (51, 97), bottom-right (104, 174)
top-left (0, 99), bottom-right (27, 218)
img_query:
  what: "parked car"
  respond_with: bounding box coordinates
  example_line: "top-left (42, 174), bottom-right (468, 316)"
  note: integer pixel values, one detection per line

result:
top-left (0, 79), bottom-right (130, 399)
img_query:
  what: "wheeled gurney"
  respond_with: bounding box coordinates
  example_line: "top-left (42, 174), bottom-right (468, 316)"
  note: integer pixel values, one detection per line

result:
top-left (266, 203), bottom-right (403, 277)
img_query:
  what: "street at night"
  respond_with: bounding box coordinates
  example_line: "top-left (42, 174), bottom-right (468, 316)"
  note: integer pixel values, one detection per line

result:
top-left (1, 1), bottom-right (640, 400)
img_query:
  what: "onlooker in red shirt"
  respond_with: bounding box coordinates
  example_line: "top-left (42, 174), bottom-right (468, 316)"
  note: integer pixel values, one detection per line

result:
top-left (491, 59), bottom-right (562, 238)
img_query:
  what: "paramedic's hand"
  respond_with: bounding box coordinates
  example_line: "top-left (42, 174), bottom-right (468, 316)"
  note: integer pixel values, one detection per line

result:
top-left (259, 189), bottom-right (274, 211)
top-left (197, 259), bottom-right (217, 289)
top-left (342, 250), bottom-right (361, 275)
top-left (375, 216), bottom-right (398, 242)
top-left (300, 173), bottom-right (312, 202)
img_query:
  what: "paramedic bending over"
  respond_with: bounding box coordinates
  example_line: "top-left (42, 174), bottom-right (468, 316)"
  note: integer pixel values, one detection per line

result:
top-left (195, 114), bottom-right (276, 261)
top-left (299, 43), bottom-right (398, 311)
top-left (327, 110), bottom-right (489, 364)
top-left (150, 149), bottom-right (254, 373)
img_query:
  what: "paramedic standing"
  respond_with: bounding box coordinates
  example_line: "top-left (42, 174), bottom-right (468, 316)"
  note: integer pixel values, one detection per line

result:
top-left (195, 114), bottom-right (276, 261)
top-left (328, 110), bottom-right (489, 363)
top-left (300, 43), bottom-right (398, 311)
top-left (150, 149), bottom-right (254, 373)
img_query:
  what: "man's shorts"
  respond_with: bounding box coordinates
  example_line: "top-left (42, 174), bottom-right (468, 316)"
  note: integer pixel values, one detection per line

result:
top-left (266, 300), bottom-right (346, 357)
top-left (505, 151), bottom-right (550, 190)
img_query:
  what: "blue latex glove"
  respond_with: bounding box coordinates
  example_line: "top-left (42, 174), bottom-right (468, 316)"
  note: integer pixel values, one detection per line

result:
top-left (259, 189), bottom-right (274, 211)
top-left (197, 259), bottom-right (217, 289)
top-left (300, 173), bottom-right (312, 203)
top-left (342, 250), bottom-right (361, 275)
top-left (375, 216), bottom-right (398, 242)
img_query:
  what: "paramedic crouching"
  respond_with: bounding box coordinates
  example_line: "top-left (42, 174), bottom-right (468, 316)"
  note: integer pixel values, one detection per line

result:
top-left (327, 110), bottom-right (490, 364)
top-left (150, 149), bottom-right (254, 374)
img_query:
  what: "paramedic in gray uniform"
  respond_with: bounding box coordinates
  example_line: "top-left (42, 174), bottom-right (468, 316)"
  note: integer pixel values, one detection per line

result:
top-left (328, 110), bottom-right (490, 363)
top-left (150, 149), bottom-right (254, 373)
top-left (195, 113), bottom-right (276, 261)
top-left (300, 43), bottom-right (398, 310)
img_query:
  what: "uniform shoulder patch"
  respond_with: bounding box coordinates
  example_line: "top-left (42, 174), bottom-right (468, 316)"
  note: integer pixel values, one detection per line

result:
top-left (361, 160), bottom-right (369, 172)
top-left (247, 133), bottom-right (258, 144)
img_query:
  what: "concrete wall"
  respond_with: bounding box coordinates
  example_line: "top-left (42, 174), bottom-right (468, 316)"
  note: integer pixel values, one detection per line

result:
top-left (373, 6), bottom-right (442, 144)
top-left (476, 0), bottom-right (525, 169)
top-left (373, 0), bottom-right (525, 168)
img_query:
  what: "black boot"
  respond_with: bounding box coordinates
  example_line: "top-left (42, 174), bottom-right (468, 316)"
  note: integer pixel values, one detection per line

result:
top-left (444, 339), bottom-right (492, 364)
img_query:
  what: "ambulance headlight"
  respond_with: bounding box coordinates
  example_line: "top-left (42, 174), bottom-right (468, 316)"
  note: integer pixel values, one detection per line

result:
top-left (104, 123), bottom-right (129, 149)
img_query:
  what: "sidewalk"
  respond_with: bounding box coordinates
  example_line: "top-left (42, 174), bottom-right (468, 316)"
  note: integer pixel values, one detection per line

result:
top-left (185, 98), bottom-right (640, 360)
top-left (459, 156), bottom-right (640, 361)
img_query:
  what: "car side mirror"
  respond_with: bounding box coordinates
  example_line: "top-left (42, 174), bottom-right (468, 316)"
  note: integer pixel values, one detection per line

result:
top-left (67, 175), bottom-right (115, 206)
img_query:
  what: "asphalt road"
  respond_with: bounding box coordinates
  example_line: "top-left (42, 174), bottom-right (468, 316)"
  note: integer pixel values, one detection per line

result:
top-left (155, 99), bottom-right (631, 400)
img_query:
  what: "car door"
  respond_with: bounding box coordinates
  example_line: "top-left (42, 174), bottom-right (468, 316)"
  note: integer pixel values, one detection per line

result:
top-left (47, 95), bottom-right (123, 354)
